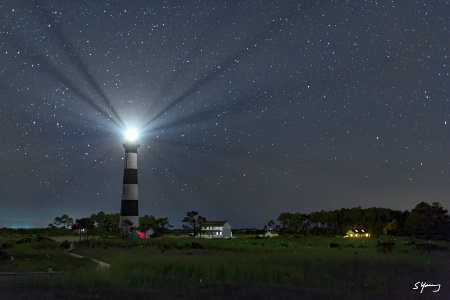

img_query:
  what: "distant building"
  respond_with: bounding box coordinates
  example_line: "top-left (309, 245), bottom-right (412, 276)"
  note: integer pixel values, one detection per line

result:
top-left (200, 221), bottom-right (232, 238)
top-left (264, 231), bottom-right (279, 238)
top-left (139, 228), bottom-right (154, 238)
top-left (343, 229), bottom-right (370, 238)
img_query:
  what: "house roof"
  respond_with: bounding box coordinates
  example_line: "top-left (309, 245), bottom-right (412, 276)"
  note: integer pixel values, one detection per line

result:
top-left (346, 229), bottom-right (369, 233)
top-left (203, 221), bottom-right (229, 226)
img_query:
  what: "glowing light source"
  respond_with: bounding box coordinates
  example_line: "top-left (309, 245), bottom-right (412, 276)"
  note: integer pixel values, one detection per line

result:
top-left (125, 128), bottom-right (138, 141)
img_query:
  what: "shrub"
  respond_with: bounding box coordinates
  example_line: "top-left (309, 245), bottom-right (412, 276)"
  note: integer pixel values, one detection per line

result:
top-left (376, 240), bottom-right (395, 253)
top-left (35, 236), bottom-right (53, 242)
top-left (328, 242), bottom-right (340, 248)
top-left (16, 238), bottom-right (32, 244)
top-left (0, 250), bottom-right (10, 260)
top-left (415, 243), bottom-right (447, 252)
top-left (191, 242), bottom-right (203, 249)
top-left (60, 240), bottom-right (71, 249)
top-left (1, 241), bottom-right (14, 249)
top-left (78, 240), bottom-right (91, 248)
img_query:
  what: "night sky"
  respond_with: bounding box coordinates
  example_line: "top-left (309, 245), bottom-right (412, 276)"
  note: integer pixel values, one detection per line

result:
top-left (1, 1), bottom-right (449, 229)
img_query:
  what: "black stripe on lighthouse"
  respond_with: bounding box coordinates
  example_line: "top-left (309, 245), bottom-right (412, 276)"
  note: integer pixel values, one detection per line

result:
top-left (123, 169), bottom-right (138, 184)
top-left (121, 200), bottom-right (138, 216)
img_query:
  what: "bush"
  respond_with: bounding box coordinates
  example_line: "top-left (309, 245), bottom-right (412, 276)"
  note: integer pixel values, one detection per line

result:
top-left (16, 238), bottom-right (32, 244)
top-left (415, 243), bottom-right (447, 252)
top-left (376, 240), bottom-right (395, 253)
top-left (191, 242), bottom-right (204, 249)
top-left (1, 241), bottom-right (14, 249)
top-left (36, 236), bottom-right (54, 243)
top-left (78, 240), bottom-right (91, 248)
top-left (328, 242), bottom-right (340, 248)
top-left (0, 250), bottom-right (10, 261)
top-left (60, 240), bottom-right (71, 249)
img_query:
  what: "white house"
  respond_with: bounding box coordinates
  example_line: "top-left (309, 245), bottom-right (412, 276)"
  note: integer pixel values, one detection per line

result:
top-left (200, 221), bottom-right (232, 238)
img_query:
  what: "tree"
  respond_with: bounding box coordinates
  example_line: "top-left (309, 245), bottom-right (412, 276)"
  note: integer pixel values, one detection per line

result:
top-left (95, 211), bottom-right (106, 229)
top-left (53, 214), bottom-right (74, 229)
top-left (73, 218), bottom-right (95, 241)
top-left (383, 219), bottom-right (400, 235)
top-left (277, 212), bottom-right (292, 233)
top-left (103, 213), bottom-right (120, 233)
top-left (183, 211), bottom-right (202, 237)
top-left (156, 217), bottom-right (171, 237)
top-left (197, 215), bottom-right (206, 237)
top-left (430, 202), bottom-right (449, 234)
top-left (405, 202), bottom-right (449, 236)
top-left (140, 214), bottom-right (157, 229)
top-left (121, 219), bottom-right (133, 238)
top-left (267, 220), bottom-right (275, 230)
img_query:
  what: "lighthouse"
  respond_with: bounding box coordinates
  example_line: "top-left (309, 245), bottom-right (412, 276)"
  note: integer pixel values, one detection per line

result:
top-left (119, 129), bottom-right (140, 231)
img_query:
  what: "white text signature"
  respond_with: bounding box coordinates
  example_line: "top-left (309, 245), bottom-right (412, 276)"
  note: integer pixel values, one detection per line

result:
top-left (413, 282), bottom-right (441, 293)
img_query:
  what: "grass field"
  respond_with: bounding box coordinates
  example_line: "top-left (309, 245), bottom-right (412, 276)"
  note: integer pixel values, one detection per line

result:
top-left (1, 234), bottom-right (449, 299)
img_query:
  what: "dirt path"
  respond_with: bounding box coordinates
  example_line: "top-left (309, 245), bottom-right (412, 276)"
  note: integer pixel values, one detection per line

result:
top-left (66, 252), bottom-right (110, 270)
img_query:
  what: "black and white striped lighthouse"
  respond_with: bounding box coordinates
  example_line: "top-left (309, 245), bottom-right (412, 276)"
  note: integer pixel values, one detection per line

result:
top-left (119, 130), bottom-right (140, 231)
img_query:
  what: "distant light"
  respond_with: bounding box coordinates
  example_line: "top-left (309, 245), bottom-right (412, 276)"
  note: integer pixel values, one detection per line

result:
top-left (125, 129), bottom-right (138, 141)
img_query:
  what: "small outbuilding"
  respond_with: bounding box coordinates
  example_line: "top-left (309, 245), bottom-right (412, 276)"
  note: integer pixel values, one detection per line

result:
top-left (343, 229), bottom-right (370, 238)
top-left (264, 231), bottom-right (279, 238)
top-left (139, 228), bottom-right (154, 239)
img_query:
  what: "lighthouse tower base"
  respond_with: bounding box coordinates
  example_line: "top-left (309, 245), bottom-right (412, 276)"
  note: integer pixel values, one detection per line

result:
top-left (119, 216), bottom-right (139, 230)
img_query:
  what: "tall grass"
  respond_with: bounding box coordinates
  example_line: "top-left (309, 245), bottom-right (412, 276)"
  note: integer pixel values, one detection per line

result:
top-left (54, 236), bottom-right (448, 298)
top-left (2, 235), bottom-right (448, 298)
top-left (0, 237), bottom-right (96, 272)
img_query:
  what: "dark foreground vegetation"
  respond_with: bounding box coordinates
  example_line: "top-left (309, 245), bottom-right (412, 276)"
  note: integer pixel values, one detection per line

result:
top-left (1, 230), bottom-right (449, 299)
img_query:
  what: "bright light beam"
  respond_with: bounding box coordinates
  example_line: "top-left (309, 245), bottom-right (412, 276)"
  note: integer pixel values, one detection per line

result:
top-left (125, 128), bottom-right (139, 141)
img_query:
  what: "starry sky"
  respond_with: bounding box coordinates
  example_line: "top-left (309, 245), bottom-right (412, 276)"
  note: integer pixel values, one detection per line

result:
top-left (0, 1), bottom-right (449, 229)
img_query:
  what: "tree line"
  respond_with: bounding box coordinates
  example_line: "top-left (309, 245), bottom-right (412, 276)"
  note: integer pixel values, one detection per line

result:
top-left (49, 210), bottom-right (211, 238)
top-left (265, 202), bottom-right (449, 238)
top-left (49, 212), bottom-right (172, 237)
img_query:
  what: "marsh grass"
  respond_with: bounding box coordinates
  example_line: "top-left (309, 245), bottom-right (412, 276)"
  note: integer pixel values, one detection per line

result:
top-left (0, 236), bottom-right (96, 272)
top-left (57, 236), bottom-right (449, 298)
top-left (1, 235), bottom-right (448, 298)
